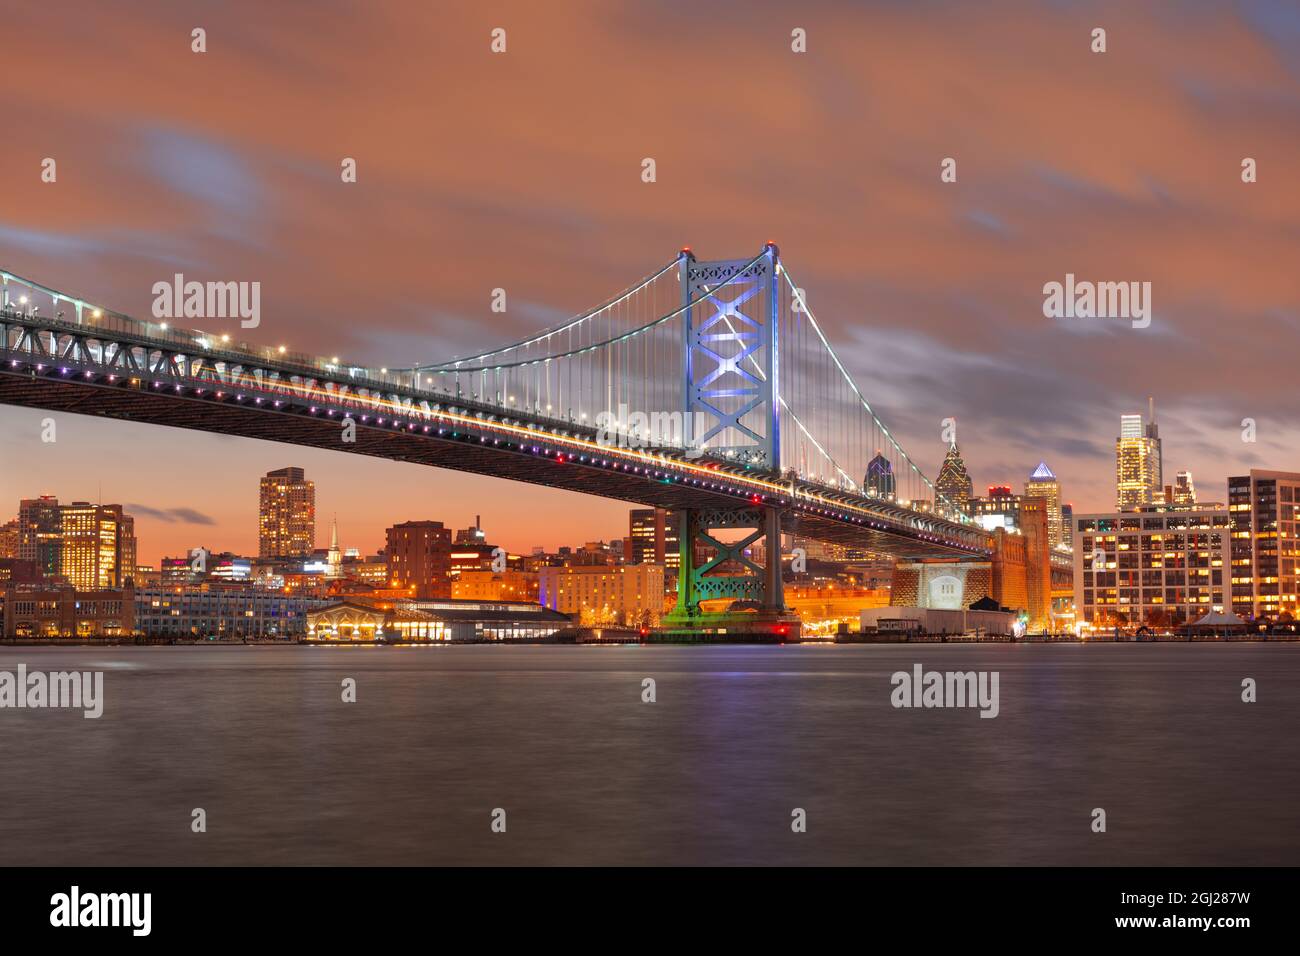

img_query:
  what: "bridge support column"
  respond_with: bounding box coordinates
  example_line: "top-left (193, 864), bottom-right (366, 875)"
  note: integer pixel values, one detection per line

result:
top-left (659, 506), bottom-right (799, 642)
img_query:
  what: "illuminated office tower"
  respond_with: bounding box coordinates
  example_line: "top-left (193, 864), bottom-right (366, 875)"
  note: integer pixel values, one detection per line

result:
top-left (934, 440), bottom-right (973, 514)
top-left (259, 467), bottom-right (316, 558)
top-left (1025, 462), bottom-right (1064, 548)
top-left (59, 502), bottom-right (136, 589)
top-left (865, 452), bottom-right (896, 500)
top-left (628, 507), bottom-right (680, 573)
top-left (1116, 406), bottom-right (1161, 510)
top-left (1228, 470), bottom-right (1300, 622)
top-left (18, 496), bottom-right (62, 577)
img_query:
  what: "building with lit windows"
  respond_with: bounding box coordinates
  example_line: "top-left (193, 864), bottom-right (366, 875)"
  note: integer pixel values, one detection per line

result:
top-left (628, 507), bottom-right (680, 573)
top-left (2, 580), bottom-right (135, 639)
top-left (968, 485), bottom-right (1021, 532)
top-left (17, 496), bottom-right (62, 577)
top-left (306, 598), bottom-right (570, 642)
top-left (1072, 508), bottom-right (1230, 629)
top-left (0, 518), bottom-right (19, 560)
top-left (1116, 406), bottom-right (1162, 510)
top-left (258, 467), bottom-right (316, 558)
top-left (1025, 462), bottom-right (1064, 548)
top-left (136, 584), bottom-right (327, 639)
top-left (1228, 470), bottom-right (1300, 622)
top-left (539, 563), bottom-right (665, 627)
top-left (1170, 471), bottom-right (1197, 507)
top-left (934, 440), bottom-right (973, 513)
top-left (451, 569), bottom-right (539, 603)
top-left (58, 502), bottom-right (136, 590)
top-left (385, 520), bottom-right (452, 599)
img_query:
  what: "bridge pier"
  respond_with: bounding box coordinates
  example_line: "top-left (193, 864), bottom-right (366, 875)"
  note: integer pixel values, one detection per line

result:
top-left (657, 505), bottom-right (800, 642)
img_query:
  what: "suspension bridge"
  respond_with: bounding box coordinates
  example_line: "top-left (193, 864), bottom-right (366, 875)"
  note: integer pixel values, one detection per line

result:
top-left (0, 244), bottom-right (990, 637)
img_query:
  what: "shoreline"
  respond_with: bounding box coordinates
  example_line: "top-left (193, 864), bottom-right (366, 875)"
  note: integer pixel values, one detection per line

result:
top-left (1, 633), bottom-right (1297, 648)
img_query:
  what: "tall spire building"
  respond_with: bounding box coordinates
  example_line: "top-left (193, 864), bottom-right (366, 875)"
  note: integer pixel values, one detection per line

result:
top-left (326, 516), bottom-right (343, 580)
top-left (1116, 404), bottom-right (1161, 510)
top-left (934, 440), bottom-right (973, 514)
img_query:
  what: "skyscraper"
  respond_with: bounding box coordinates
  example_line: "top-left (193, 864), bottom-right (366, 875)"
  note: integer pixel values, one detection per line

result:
top-left (259, 467), bottom-right (316, 558)
top-left (1025, 462), bottom-right (1064, 549)
top-left (1228, 470), bottom-right (1300, 621)
top-left (1116, 405), bottom-right (1161, 510)
top-left (18, 496), bottom-right (61, 577)
top-left (59, 502), bottom-right (136, 589)
top-left (1146, 398), bottom-right (1163, 494)
top-left (1172, 471), bottom-right (1197, 506)
top-left (865, 452), bottom-right (895, 500)
top-left (934, 440), bottom-right (973, 514)
top-left (628, 507), bottom-right (679, 573)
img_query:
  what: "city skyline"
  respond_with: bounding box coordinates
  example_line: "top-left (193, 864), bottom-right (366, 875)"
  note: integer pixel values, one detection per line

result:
top-left (0, 403), bottom-right (1266, 569)
top-left (2, 1), bottom-right (1297, 567)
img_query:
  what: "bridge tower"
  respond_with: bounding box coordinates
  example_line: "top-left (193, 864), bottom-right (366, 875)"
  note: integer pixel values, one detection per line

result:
top-left (662, 244), bottom-right (798, 640)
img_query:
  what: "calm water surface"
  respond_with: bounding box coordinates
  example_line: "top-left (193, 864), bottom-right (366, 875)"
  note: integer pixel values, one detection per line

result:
top-left (1, 643), bottom-right (1296, 865)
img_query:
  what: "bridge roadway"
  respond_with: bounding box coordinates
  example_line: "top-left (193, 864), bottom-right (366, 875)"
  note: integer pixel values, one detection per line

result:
top-left (0, 308), bottom-right (989, 560)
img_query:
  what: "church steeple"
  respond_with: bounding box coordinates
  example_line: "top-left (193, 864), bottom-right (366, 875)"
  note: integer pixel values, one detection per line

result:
top-left (326, 515), bottom-right (342, 579)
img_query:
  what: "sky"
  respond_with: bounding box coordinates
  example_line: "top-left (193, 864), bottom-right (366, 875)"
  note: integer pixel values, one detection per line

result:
top-left (1, 0), bottom-right (1298, 566)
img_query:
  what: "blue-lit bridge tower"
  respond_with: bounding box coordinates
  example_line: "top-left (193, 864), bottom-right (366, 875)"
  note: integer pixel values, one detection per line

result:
top-left (665, 243), bottom-right (796, 636)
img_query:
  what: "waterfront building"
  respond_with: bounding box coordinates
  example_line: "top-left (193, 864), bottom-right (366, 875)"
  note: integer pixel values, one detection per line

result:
top-left (306, 597), bottom-right (570, 642)
top-left (59, 502), bottom-right (136, 590)
top-left (1024, 462), bottom-right (1064, 548)
top-left (135, 584), bottom-right (329, 639)
top-left (1072, 508), bottom-right (1230, 629)
top-left (258, 467), bottom-right (316, 558)
top-left (385, 520), bottom-right (452, 599)
top-left (2, 580), bottom-right (135, 639)
top-left (539, 563), bottom-right (665, 627)
top-left (891, 519), bottom-right (1067, 632)
top-left (1228, 469), bottom-right (1300, 621)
